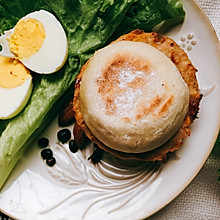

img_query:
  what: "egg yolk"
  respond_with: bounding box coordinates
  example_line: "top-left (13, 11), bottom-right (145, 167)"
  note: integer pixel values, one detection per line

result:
top-left (9, 18), bottom-right (46, 59)
top-left (0, 56), bottom-right (31, 88)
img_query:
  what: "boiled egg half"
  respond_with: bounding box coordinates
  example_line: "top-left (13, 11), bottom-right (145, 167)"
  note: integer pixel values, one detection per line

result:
top-left (0, 10), bottom-right (68, 74)
top-left (0, 56), bottom-right (33, 119)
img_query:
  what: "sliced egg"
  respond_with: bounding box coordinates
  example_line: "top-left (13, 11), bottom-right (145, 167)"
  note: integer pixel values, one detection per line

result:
top-left (0, 10), bottom-right (68, 74)
top-left (0, 56), bottom-right (33, 119)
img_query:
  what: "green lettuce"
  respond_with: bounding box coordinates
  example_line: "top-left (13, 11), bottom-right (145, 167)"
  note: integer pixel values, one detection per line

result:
top-left (112, 0), bottom-right (185, 38)
top-left (0, 0), bottom-right (185, 190)
top-left (215, 133), bottom-right (220, 181)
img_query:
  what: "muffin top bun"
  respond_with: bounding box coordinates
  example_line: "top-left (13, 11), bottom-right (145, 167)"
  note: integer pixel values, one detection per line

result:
top-left (79, 41), bottom-right (189, 153)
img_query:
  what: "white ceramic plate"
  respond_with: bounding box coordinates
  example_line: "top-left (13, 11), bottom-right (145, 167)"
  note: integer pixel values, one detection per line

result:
top-left (1, 0), bottom-right (220, 219)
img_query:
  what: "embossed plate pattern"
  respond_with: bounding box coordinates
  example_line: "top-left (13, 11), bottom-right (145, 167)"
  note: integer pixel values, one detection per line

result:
top-left (0, 0), bottom-right (220, 219)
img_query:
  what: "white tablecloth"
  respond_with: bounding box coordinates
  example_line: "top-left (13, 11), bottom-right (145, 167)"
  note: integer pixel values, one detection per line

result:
top-left (149, 1), bottom-right (220, 219)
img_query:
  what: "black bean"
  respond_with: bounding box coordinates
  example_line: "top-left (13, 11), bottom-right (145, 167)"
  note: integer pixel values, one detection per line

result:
top-left (69, 140), bottom-right (78, 153)
top-left (46, 157), bottom-right (56, 167)
top-left (41, 148), bottom-right (53, 160)
top-left (38, 137), bottom-right (49, 148)
top-left (57, 128), bottom-right (71, 143)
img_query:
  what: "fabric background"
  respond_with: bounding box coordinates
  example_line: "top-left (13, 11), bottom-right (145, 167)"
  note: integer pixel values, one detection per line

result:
top-left (0, 0), bottom-right (220, 219)
top-left (149, 0), bottom-right (220, 219)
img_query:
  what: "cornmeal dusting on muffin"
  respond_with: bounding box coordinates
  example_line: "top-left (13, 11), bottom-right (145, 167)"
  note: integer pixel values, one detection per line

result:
top-left (96, 54), bottom-right (150, 116)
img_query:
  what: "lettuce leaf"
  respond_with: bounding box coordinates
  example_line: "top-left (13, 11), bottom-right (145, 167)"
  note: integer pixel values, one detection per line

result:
top-left (0, 0), bottom-right (185, 190)
top-left (112, 0), bottom-right (185, 39)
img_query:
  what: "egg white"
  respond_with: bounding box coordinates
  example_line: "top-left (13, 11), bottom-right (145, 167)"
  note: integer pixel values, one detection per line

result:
top-left (0, 77), bottom-right (33, 119)
top-left (0, 10), bottom-right (68, 74)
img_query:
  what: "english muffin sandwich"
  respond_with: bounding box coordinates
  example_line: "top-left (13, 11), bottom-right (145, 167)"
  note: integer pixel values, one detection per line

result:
top-left (73, 29), bottom-right (202, 162)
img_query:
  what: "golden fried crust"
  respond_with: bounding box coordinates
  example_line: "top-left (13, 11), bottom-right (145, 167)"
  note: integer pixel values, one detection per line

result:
top-left (73, 30), bottom-right (202, 162)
